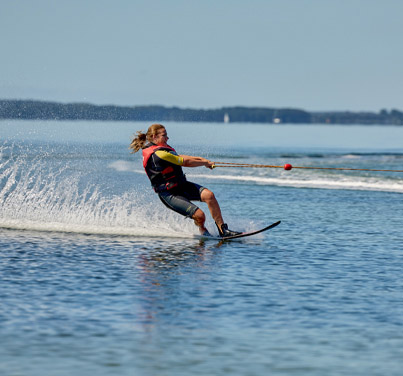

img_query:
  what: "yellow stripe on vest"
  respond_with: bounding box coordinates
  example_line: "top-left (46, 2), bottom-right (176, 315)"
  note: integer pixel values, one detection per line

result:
top-left (155, 150), bottom-right (184, 166)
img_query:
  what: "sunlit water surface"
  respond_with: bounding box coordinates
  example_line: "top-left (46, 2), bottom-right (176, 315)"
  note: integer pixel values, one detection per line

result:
top-left (1, 120), bottom-right (403, 375)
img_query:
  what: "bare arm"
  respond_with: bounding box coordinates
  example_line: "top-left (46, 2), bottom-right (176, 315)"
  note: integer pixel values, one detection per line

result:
top-left (154, 150), bottom-right (214, 169)
top-left (180, 155), bottom-right (215, 169)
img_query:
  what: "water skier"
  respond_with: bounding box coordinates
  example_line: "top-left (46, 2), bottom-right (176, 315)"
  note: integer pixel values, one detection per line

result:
top-left (130, 123), bottom-right (241, 237)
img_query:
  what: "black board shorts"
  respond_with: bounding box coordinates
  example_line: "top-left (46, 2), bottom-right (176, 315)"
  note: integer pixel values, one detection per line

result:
top-left (158, 181), bottom-right (206, 218)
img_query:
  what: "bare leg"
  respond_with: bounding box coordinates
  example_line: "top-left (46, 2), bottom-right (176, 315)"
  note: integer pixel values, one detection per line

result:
top-left (199, 189), bottom-right (241, 237)
top-left (192, 208), bottom-right (208, 234)
top-left (200, 189), bottom-right (224, 227)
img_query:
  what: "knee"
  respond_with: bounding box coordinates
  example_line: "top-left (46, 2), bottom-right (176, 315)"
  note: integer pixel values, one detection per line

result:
top-left (201, 189), bottom-right (216, 203)
top-left (193, 209), bottom-right (206, 224)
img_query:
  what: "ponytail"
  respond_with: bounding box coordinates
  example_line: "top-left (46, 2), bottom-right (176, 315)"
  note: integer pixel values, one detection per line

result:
top-left (129, 131), bottom-right (147, 153)
top-left (129, 123), bottom-right (165, 153)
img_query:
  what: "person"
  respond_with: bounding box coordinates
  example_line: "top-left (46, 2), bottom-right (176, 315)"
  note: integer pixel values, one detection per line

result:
top-left (129, 123), bottom-right (240, 237)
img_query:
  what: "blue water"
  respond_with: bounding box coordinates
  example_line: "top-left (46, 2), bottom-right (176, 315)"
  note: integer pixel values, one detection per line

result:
top-left (1, 120), bottom-right (403, 375)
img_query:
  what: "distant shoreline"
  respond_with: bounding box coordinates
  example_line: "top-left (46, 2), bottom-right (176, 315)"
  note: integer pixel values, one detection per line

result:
top-left (1, 99), bottom-right (402, 125)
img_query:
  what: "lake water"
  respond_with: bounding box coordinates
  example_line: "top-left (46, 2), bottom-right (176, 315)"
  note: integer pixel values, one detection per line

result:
top-left (1, 120), bottom-right (403, 375)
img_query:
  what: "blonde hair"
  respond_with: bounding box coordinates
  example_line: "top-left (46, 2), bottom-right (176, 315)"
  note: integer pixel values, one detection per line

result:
top-left (129, 123), bottom-right (165, 153)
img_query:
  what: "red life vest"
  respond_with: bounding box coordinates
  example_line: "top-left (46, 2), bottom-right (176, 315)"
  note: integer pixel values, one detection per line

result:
top-left (142, 143), bottom-right (186, 192)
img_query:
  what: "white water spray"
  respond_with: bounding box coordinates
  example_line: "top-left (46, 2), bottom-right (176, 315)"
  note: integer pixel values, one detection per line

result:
top-left (0, 144), bottom-right (197, 237)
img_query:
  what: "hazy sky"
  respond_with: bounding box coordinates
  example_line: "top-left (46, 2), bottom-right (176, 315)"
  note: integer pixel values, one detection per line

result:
top-left (1, 0), bottom-right (402, 111)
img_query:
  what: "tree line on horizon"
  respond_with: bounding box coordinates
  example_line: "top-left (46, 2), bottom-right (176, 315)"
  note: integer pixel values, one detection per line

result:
top-left (0, 99), bottom-right (402, 125)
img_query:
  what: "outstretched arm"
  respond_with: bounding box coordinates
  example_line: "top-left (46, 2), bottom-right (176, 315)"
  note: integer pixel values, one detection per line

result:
top-left (181, 155), bottom-right (215, 169)
top-left (153, 150), bottom-right (215, 169)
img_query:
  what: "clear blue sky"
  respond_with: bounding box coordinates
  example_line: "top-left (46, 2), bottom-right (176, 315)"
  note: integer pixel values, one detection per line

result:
top-left (1, 0), bottom-right (402, 112)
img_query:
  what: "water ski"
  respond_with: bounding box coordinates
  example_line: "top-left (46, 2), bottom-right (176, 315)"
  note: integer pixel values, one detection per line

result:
top-left (201, 220), bottom-right (281, 240)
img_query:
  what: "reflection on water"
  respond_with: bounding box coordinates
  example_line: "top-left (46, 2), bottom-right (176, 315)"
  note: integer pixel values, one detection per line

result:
top-left (133, 238), bottom-right (227, 330)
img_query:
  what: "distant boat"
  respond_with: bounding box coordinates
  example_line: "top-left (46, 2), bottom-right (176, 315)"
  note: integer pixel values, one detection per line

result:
top-left (272, 110), bottom-right (281, 124)
top-left (224, 113), bottom-right (230, 123)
